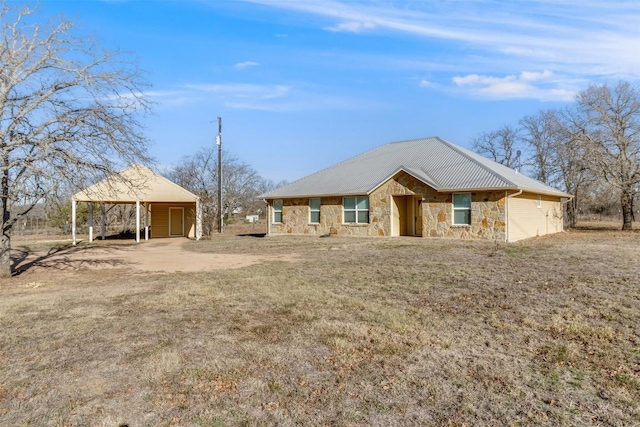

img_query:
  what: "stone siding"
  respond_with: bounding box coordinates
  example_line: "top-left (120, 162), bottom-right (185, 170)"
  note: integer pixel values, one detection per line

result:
top-left (269, 172), bottom-right (507, 241)
top-left (423, 190), bottom-right (506, 241)
top-left (270, 197), bottom-right (378, 237)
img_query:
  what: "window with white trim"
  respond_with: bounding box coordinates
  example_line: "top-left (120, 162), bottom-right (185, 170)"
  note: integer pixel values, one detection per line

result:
top-left (343, 196), bottom-right (369, 224)
top-left (309, 198), bottom-right (321, 223)
top-left (273, 199), bottom-right (283, 223)
top-left (453, 193), bottom-right (471, 225)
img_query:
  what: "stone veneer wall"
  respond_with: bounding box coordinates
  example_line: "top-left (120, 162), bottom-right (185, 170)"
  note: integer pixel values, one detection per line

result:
top-left (269, 172), bottom-right (507, 240)
top-left (270, 196), bottom-right (378, 237)
top-left (422, 189), bottom-right (506, 241)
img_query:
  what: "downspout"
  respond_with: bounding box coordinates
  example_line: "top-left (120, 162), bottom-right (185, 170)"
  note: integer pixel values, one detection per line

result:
top-left (505, 189), bottom-right (523, 243)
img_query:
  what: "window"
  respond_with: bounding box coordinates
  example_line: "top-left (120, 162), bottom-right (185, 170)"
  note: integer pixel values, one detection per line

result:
top-left (273, 199), bottom-right (283, 223)
top-left (537, 195), bottom-right (542, 208)
top-left (343, 196), bottom-right (369, 224)
top-left (309, 198), bottom-right (321, 223)
top-left (453, 193), bottom-right (471, 225)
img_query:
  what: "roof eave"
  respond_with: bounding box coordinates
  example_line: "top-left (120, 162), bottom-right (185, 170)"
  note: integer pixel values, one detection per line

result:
top-left (432, 186), bottom-right (569, 197)
top-left (259, 191), bottom-right (369, 200)
top-left (260, 187), bottom-right (571, 200)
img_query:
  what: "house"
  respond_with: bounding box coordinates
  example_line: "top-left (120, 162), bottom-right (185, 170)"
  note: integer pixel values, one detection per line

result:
top-left (258, 137), bottom-right (571, 242)
top-left (72, 164), bottom-right (202, 244)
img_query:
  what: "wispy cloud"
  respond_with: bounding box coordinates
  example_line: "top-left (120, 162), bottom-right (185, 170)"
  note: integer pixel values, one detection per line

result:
top-left (182, 83), bottom-right (369, 112)
top-left (453, 71), bottom-right (575, 101)
top-left (234, 61), bottom-right (259, 70)
top-left (187, 83), bottom-right (290, 99)
top-left (104, 89), bottom-right (193, 108)
top-left (240, 0), bottom-right (640, 100)
top-left (325, 20), bottom-right (376, 33)
top-left (419, 79), bottom-right (435, 88)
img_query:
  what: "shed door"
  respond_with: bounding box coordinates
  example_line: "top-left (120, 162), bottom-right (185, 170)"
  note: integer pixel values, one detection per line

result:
top-left (169, 207), bottom-right (184, 237)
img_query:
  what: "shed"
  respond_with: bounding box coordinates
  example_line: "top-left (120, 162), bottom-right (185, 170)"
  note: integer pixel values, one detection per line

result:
top-left (71, 164), bottom-right (202, 244)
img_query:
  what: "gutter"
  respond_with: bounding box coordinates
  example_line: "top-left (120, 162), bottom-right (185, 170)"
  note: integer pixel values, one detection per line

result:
top-left (505, 189), bottom-right (523, 243)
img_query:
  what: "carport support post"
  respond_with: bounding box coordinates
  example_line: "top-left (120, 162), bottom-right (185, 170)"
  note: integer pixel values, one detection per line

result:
top-left (144, 203), bottom-right (149, 241)
top-left (196, 199), bottom-right (202, 240)
top-left (101, 204), bottom-right (106, 240)
top-left (135, 200), bottom-right (140, 243)
top-left (88, 202), bottom-right (94, 243)
top-left (266, 200), bottom-right (271, 236)
top-left (71, 199), bottom-right (77, 246)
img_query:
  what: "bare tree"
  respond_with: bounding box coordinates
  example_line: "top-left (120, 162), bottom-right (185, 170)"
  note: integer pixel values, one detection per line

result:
top-left (519, 109), bottom-right (596, 228)
top-left (169, 147), bottom-right (217, 236)
top-left (520, 110), bottom-right (561, 184)
top-left (471, 82), bottom-right (640, 229)
top-left (579, 178), bottom-right (620, 220)
top-left (568, 81), bottom-right (640, 230)
top-left (0, 3), bottom-right (151, 276)
top-left (168, 147), bottom-right (264, 236)
top-left (551, 118), bottom-right (594, 228)
top-left (472, 125), bottom-right (522, 168)
top-left (222, 159), bottom-right (263, 220)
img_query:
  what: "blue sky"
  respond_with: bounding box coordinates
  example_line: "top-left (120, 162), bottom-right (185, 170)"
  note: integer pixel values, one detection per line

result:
top-left (16, 0), bottom-right (640, 182)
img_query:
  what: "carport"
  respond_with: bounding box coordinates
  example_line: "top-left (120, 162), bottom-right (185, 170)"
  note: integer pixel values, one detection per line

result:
top-left (71, 164), bottom-right (202, 245)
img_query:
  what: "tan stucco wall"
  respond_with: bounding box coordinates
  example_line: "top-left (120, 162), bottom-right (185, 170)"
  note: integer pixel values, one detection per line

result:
top-left (507, 192), bottom-right (564, 242)
top-left (150, 203), bottom-right (197, 238)
top-left (268, 172), bottom-right (508, 240)
top-left (152, 204), bottom-right (169, 237)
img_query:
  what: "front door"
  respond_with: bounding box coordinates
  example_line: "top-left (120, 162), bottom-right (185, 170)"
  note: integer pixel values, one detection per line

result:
top-left (392, 195), bottom-right (424, 236)
top-left (169, 207), bottom-right (184, 237)
top-left (414, 197), bottom-right (423, 236)
top-left (392, 196), bottom-right (407, 236)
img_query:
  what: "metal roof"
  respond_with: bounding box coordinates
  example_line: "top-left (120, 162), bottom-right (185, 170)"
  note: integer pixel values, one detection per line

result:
top-left (74, 164), bottom-right (199, 203)
top-left (258, 137), bottom-right (570, 199)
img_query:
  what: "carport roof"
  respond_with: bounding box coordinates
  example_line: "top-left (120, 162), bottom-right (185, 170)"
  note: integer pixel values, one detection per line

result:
top-left (73, 164), bottom-right (198, 203)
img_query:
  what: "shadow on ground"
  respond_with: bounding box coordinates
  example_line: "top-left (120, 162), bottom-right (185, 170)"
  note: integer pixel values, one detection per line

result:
top-left (235, 233), bottom-right (267, 238)
top-left (10, 243), bottom-right (130, 276)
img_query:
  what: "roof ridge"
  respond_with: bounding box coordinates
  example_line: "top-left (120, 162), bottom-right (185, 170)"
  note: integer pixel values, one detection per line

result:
top-left (435, 137), bottom-right (518, 188)
top-left (388, 136), bottom-right (439, 144)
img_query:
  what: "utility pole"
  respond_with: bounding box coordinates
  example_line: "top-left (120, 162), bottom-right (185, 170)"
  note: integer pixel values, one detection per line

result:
top-left (216, 117), bottom-right (223, 234)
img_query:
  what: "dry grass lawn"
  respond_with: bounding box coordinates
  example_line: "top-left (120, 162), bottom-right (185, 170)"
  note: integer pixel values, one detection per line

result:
top-left (1, 223), bottom-right (639, 426)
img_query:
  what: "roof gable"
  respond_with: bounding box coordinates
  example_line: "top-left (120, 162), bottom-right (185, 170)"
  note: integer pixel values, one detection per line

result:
top-left (259, 137), bottom-right (570, 199)
top-left (74, 164), bottom-right (198, 203)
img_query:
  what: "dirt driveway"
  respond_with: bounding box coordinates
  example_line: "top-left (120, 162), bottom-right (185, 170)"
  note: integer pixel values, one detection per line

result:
top-left (11, 238), bottom-right (296, 274)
